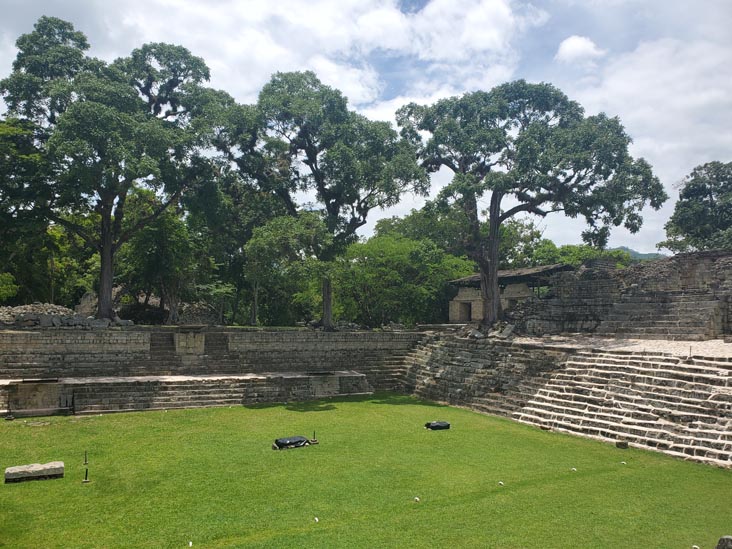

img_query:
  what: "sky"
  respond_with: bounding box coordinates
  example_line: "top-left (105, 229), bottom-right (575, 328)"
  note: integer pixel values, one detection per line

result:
top-left (1, 0), bottom-right (731, 253)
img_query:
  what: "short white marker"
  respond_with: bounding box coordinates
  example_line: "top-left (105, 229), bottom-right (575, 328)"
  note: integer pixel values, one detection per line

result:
top-left (571, 468), bottom-right (577, 472)
top-left (498, 481), bottom-right (504, 486)
top-left (314, 517), bottom-right (319, 523)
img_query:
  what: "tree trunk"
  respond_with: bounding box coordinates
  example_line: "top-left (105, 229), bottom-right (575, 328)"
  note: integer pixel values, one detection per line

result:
top-left (232, 285), bottom-right (241, 324)
top-left (164, 282), bottom-right (180, 325)
top-left (480, 193), bottom-right (503, 328)
top-left (249, 280), bottom-right (259, 326)
top-left (97, 210), bottom-right (115, 320)
top-left (322, 276), bottom-right (334, 331)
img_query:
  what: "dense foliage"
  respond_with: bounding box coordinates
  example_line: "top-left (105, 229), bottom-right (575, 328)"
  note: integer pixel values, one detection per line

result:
top-left (659, 161), bottom-right (732, 252)
top-left (1, 16), bottom-right (672, 327)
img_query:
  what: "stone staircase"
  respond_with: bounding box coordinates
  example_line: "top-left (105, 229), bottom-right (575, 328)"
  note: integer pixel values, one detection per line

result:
top-left (595, 290), bottom-right (724, 340)
top-left (512, 350), bottom-right (732, 467)
top-left (400, 334), bottom-right (732, 467)
top-left (66, 371), bottom-right (374, 414)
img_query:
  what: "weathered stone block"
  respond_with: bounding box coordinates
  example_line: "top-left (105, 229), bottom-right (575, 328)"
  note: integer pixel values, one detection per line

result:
top-left (5, 461), bottom-right (64, 483)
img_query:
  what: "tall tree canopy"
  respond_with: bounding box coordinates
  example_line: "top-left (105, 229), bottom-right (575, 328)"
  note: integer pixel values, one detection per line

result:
top-left (0, 17), bottom-right (217, 318)
top-left (397, 80), bottom-right (667, 325)
top-left (659, 161), bottom-right (732, 252)
top-left (250, 71), bottom-right (428, 328)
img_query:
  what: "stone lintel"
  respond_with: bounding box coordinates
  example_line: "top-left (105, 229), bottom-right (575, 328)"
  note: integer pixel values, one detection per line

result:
top-left (4, 461), bottom-right (64, 483)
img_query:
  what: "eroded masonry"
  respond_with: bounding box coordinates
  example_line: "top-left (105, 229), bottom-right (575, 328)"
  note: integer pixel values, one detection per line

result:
top-left (1, 251), bottom-right (731, 467)
top-left (451, 251), bottom-right (732, 340)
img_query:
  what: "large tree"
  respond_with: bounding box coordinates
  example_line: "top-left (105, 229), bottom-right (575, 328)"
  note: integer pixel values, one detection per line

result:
top-left (245, 71), bottom-right (428, 329)
top-left (398, 80), bottom-right (667, 326)
top-left (659, 161), bottom-right (732, 252)
top-left (1, 17), bottom-right (215, 318)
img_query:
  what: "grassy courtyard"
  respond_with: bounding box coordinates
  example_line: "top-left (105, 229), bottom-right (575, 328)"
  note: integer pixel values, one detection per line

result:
top-left (1, 393), bottom-right (730, 548)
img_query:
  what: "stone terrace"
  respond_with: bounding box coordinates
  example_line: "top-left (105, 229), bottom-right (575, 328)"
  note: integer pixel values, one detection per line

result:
top-left (0, 328), bottom-right (421, 415)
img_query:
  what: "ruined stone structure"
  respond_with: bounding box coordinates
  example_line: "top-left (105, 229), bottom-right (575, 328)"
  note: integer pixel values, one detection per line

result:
top-left (507, 251), bottom-right (732, 340)
top-left (0, 329), bottom-right (420, 415)
top-left (1, 252), bottom-right (731, 467)
top-left (403, 334), bottom-right (731, 468)
top-left (449, 264), bottom-right (574, 322)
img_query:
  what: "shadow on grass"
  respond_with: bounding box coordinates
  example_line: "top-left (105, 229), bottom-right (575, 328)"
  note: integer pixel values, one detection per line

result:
top-left (369, 392), bottom-right (445, 407)
top-left (243, 392), bottom-right (444, 412)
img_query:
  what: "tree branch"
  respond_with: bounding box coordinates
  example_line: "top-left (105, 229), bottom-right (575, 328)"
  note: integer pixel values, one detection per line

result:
top-left (48, 213), bottom-right (98, 251)
top-left (117, 188), bottom-right (183, 247)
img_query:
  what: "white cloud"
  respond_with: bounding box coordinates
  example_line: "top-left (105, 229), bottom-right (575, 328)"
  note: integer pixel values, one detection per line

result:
top-left (411, 0), bottom-right (516, 61)
top-left (550, 37), bottom-right (732, 251)
top-left (307, 55), bottom-right (383, 106)
top-left (554, 35), bottom-right (607, 65)
top-left (353, 6), bottom-right (411, 52)
top-left (575, 39), bottom-right (732, 180)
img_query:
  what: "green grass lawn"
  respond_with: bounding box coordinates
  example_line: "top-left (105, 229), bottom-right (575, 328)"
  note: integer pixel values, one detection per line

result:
top-left (1, 393), bottom-right (730, 548)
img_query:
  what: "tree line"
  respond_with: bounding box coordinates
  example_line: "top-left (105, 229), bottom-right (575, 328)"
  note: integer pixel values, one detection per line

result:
top-left (1, 17), bottom-right (727, 328)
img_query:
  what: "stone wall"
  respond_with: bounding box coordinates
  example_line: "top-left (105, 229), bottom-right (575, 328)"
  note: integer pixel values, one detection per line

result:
top-left (0, 328), bottom-right (422, 385)
top-left (511, 251), bottom-right (732, 340)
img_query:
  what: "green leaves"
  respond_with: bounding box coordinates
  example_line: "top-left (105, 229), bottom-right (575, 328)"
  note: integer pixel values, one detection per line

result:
top-left (336, 235), bottom-right (474, 327)
top-left (1, 16), bottom-right (91, 125)
top-left (258, 71), bottom-right (427, 255)
top-left (0, 272), bottom-right (19, 303)
top-left (660, 161), bottom-right (732, 252)
top-left (402, 81), bottom-right (666, 242)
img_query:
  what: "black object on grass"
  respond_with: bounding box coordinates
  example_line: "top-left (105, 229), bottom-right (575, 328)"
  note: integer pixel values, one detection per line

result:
top-left (425, 421), bottom-right (451, 430)
top-left (272, 436), bottom-right (311, 450)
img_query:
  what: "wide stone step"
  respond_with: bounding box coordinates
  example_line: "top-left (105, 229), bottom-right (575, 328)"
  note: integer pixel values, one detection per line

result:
top-left (542, 375), bottom-right (726, 413)
top-left (514, 406), bottom-right (730, 449)
top-left (528, 387), bottom-right (723, 424)
top-left (562, 357), bottom-right (729, 382)
top-left (513, 412), bottom-right (731, 466)
top-left (76, 398), bottom-right (247, 413)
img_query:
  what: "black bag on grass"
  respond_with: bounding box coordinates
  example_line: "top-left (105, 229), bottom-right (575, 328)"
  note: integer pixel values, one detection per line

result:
top-left (273, 436), bottom-right (310, 450)
top-left (425, 421), bottom-right (450, 430)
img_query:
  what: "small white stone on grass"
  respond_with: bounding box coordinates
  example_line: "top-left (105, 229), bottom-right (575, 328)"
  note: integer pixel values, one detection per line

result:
top-left (188, 542), bottom-right (192, 547)
top-left (621, 461), bottom-right (627, 465)
top-left (414, 496), bottom-right (420, 502)
top-left (498, 481), bottom-right (504, 486)
top-left (571, 468), bottom-right (577, 472)
top-left (692, 545), bottom-right (700, 549)
top-left (314, 517), bottom-right (319, 523)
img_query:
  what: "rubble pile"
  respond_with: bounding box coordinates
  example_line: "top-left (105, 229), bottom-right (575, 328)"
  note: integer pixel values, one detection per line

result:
top-left (0, 303), bottom-right (133, 328)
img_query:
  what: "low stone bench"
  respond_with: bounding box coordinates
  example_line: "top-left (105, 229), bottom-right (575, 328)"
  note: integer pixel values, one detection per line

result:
top-left (5, 461), bottom-right (64, 483)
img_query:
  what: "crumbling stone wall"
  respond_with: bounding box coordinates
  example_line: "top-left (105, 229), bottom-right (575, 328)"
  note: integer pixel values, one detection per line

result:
top-left (0, 328), bottom-right (422, 385)
top-left (511, 251), bottom-right (732, 340)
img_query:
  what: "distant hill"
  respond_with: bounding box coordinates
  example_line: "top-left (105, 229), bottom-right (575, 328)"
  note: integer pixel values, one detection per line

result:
top-left (611, 246), bottom-right (667, 261)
